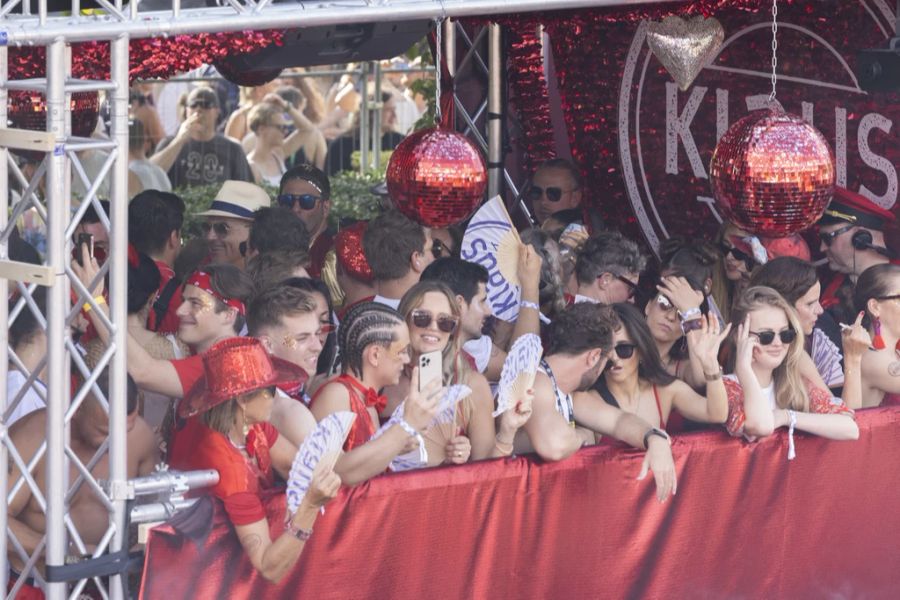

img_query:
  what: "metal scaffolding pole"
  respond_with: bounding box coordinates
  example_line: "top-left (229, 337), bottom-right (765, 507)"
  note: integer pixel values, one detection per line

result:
top-left (443, 18), bottom-right (456, 131)
top-left (0, 42), bottom-right (9, 599)
top-left (108, 31), bottom-right (131, 600)
top-left (44, 37), bottom-right (71, 600)
top-left (359, 61), bottom-right (370, 174)
top-left (371, 61), bottom-right (383, 173)
top-left (487, 24), bottom-right (503, 198)
top-left (0, 0), bottom-right (676, 44)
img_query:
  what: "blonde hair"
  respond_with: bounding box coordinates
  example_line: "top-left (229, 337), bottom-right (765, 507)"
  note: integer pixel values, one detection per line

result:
top-left (247, 103), bottom-right (281, 134)
top-left (201, 397), bottom-right (239, 435)
top-left (398, 281), bottom-right (470, 385)
top-left (729, 286), bottom-right (808, 411)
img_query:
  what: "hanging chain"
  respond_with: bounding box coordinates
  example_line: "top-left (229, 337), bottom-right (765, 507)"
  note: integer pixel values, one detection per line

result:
top-left (434, 18), bottom-right (443, 124)
top-left (769, 0), bottom-right (778, 102)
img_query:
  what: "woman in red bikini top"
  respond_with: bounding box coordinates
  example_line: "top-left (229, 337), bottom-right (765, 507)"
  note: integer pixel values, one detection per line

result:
top-left (589, 303), bottom-right (730, 440)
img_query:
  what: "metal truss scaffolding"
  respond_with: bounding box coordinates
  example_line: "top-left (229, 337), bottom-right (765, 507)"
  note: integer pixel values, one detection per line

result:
top-left (0, 1), bottom-right (679, 599)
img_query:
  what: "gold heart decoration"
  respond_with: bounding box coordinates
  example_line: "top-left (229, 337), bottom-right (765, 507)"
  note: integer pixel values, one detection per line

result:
top-left (646, 15), bottom-right (725, 92)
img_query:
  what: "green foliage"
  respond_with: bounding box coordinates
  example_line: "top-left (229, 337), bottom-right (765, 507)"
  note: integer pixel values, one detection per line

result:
top-left (327, 170), bottom-right (385, 228)
top-left (410, 78), bottom-right (437, 131)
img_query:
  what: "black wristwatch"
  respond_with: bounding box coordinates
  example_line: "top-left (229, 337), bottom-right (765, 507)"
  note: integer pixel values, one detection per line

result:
top-left (643, 427), bottom-right (670, 449)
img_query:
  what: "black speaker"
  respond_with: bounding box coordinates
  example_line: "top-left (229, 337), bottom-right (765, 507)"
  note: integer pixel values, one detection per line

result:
top-left (221, 21), bottom-right (433, 73)
top-left (857, 48), bottom-right (900, 92)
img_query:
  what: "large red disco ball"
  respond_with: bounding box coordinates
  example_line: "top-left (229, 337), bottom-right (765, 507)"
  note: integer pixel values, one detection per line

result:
top-left (8, 90), bottom-right (99, 137)
top-left (710, 109), bottom-right (835, 237)
top-left (386, 127), bottom-right (487, 228)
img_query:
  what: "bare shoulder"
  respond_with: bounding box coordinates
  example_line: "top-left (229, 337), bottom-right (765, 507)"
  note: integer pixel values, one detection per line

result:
top-left (310, 379), bottom-right (351, 419)
top-left (8, 410), bottom-right (48, 460)
top-left (130, 416), bottom-right (159, 460)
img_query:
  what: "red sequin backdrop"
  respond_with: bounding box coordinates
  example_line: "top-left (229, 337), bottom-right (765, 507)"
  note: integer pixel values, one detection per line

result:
top-left (495, 0), bottom-right (900, 249)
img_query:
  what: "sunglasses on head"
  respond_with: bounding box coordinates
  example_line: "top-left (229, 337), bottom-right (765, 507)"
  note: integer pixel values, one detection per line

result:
top-left (188, 100), bottom-right (215, 110)
top-left (411, 309), bottom-right (458, 333)
top-left (613, 343), bottom-right (636, 359)
top-left (526, 184), bottom-right (577, 203)
top-left (277, 194), bottom-right (321, 211)
top-left (200, 221), bottom-right (231, 238)
top-left (818, 223), bottom-right (854, 247)
top-left (750, 328), bottom-right (797, 345)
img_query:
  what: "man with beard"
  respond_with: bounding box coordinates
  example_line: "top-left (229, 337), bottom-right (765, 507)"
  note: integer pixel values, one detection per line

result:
top-left (517, 303), bottom-right (677, 502)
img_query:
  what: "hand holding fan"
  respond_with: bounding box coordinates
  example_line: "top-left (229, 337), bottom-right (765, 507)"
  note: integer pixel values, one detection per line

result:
top-left (494, 333), bottom-right (543, 417)
top-left (286, 411), bottom-right (355, 515)
top-left (371, 403), bottom-right (430, 471)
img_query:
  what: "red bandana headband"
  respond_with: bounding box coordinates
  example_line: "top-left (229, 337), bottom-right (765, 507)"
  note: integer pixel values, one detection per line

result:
top-left (185, 271), bottom-right (246, 316)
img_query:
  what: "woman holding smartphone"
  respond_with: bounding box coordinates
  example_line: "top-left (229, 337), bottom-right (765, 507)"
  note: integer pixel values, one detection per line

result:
top-left (384, 281), bottom-right (533, 465)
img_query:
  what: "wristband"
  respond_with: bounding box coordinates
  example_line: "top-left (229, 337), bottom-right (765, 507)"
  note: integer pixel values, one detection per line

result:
top-left (704, 367), bottom-right (723, 382)
top-left (519, 300), bottom-right (541, 312)
top-left (393, 415), bottom-right (420, 438)
top-left (681, 318), bottom-right (703, 335)
top-left (642, 427), bottom-right (670, 449)
top-left (678, 307), bottom-right (702, 322)
top-left (285, 521), bottom-right (313, 541)
top-left (82, 295), bottom-right (106, 313)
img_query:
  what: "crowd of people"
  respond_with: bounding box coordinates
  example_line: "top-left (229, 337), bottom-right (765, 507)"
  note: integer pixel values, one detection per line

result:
top-left (6, 129), bottom-right (900, 588)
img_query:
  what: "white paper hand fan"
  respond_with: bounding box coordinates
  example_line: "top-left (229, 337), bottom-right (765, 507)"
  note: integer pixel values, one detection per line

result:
top-left (286, 411), bottom-right (355, 515)
top-left (494, 333), bottom-right (543, 417)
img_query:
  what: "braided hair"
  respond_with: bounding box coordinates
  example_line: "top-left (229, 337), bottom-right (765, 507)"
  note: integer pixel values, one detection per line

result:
top-left (338, 301), bottom-right (406, 377)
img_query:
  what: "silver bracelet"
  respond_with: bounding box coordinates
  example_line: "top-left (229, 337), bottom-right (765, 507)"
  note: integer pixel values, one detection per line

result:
top-left (787, 409), bottom-right (797, 461)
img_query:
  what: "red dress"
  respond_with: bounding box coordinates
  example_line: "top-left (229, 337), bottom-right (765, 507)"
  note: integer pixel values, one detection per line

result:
top-left (169, 418), bottom-right (279, 525)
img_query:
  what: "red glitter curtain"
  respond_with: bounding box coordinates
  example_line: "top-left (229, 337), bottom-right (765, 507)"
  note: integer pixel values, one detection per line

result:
top-left (501, 0), bottom-right (900, 247)
top-left (141, 408), bottom-right (900, 599)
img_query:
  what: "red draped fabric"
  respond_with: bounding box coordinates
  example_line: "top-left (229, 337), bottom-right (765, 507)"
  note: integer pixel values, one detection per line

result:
top-left (142, 408), bottom-right (900, 598)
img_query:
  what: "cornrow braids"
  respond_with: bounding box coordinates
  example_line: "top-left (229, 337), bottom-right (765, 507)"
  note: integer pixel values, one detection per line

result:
top-left (339, 301), bottom-right (405, 377)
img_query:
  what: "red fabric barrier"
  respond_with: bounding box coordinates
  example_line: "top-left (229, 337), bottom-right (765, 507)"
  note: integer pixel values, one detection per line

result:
top-left (141, 408), bottom-right (900, 599)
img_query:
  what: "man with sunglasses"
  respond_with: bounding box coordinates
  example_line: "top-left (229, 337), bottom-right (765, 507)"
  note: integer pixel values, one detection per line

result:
top-left (527, 158), bottom-right (584, 226)
top-left (517, 303), bottom-right (677, 502)
top-left (278, 164), bottom-right (335, 278)
top-left (817, 187), bottom-right (897, 324)
top-left (196, 180), bottom-right (271, 269)
top-left (574, 231), bottom-right (646, 305)
top-left (150, 87), bottom-right (253, 189)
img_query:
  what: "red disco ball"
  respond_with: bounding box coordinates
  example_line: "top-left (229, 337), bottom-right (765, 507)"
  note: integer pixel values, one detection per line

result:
top-left (8, 91), bottom-right (100, 160)
top-left (386, 127), bottom-right (487, 228)
top-left (709, 109), bottom-right (835, 237)
top-left (213, 56), bottom-right (283, 87)
top-left (8, 90), bottom-right (99, 136)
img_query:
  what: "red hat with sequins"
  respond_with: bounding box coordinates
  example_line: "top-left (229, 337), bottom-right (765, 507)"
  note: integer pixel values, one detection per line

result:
top-left (335, 221), bottom-right (374, 283)
top-left (179, 337), bottom-right (307, 418)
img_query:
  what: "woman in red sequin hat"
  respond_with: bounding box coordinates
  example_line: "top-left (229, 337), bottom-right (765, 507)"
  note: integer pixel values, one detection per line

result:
top-left (169, 337), bottom-right (341, 583)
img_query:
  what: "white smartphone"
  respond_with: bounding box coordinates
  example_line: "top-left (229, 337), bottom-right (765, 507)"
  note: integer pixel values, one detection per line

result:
top-left (418, 350), bottom-right (443, 393)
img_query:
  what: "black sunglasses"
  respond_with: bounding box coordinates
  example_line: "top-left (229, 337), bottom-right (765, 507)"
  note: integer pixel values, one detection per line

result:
top-left (199, 221), bottom-right (231, 237)
top-left (526, 184), bottom-right (578, 203)
top-left (274, 124), bottom-right (292, 136)
top-left (818, 223), bottom-right (854, 247)
top-left (875, 294), bottom-right (900, 302)
top-left (719, 241), bottom-right (756, 269)
top-left (411, 309), bottom-right (458, 334)
top-left (188, 100), bottom-right (215, 110)
top-left (613, 274), bottom-right (638, 299)
top-left (277, 194), bottom-right (320, 211)
top-left (654, 293), bottom-right (676, 312)
top-left (750, 328), bottom-right (797, 345)
top-left (431, 238), bottom-right (452, 259)
top-left (613, 343), bottom-right (636, 359)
